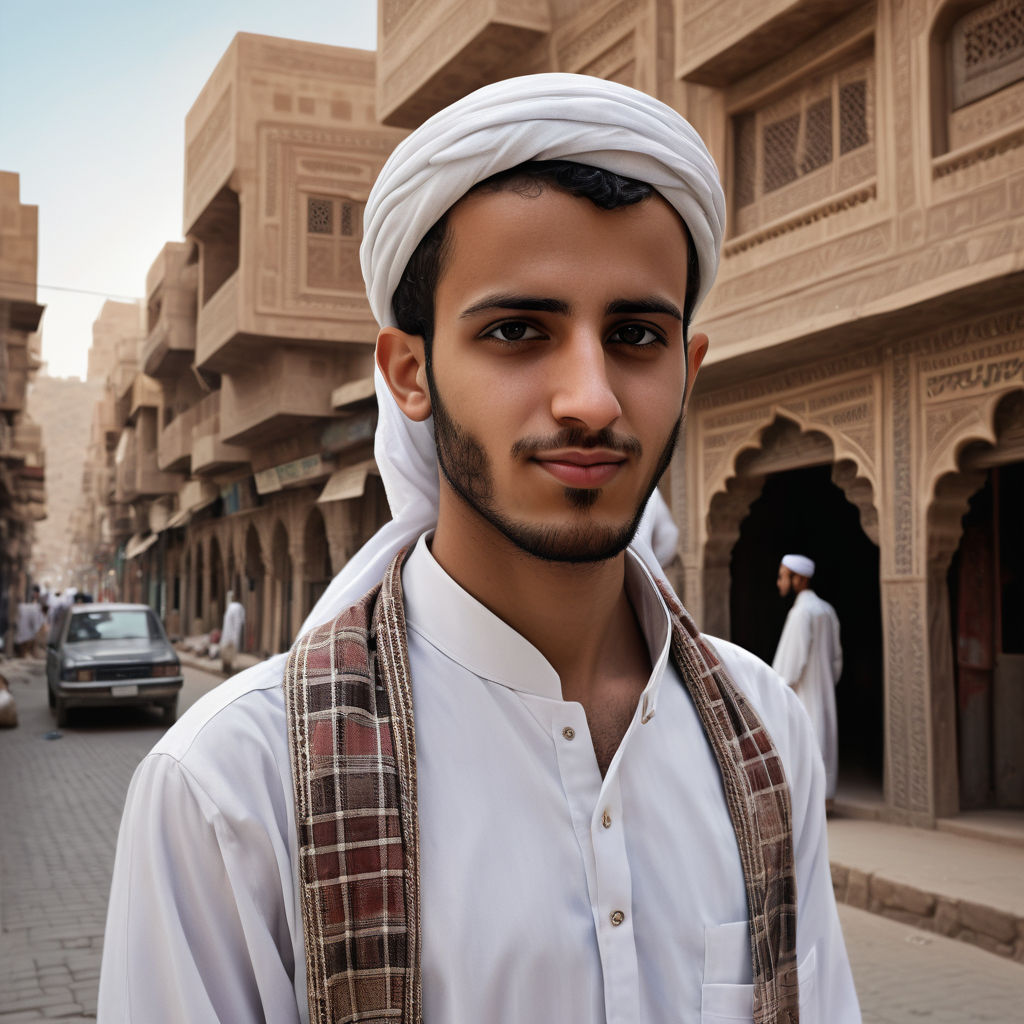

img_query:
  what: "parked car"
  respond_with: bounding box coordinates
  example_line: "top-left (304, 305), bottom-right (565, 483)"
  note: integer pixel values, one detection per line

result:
top-left (45, 603), bottom-right (183, 727)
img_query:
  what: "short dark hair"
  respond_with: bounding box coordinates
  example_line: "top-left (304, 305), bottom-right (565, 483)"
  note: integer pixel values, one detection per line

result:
top-left (390, 159), bottom-right (701, 355)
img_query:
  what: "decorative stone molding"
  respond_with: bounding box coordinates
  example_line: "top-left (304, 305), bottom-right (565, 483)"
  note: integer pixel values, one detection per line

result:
top-left (723, 183), bottom-right (877, 257)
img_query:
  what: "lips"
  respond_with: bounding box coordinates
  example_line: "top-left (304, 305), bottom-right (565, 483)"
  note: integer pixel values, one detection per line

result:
top-left (532, 449), bottom-right (626, 488)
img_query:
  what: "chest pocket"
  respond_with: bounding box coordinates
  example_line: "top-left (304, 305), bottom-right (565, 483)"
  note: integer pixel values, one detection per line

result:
top-left (700, 921), bottom-right (818, 1022)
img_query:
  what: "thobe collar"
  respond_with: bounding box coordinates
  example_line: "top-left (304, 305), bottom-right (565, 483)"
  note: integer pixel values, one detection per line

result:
top-left (402, 532), bottom-right (672, 718)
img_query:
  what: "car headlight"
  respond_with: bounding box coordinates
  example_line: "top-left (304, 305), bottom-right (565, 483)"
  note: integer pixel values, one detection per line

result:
top-left (151, 664), bottom-right (180, 677)
top-left (63, 667), bottom-right (95, 681)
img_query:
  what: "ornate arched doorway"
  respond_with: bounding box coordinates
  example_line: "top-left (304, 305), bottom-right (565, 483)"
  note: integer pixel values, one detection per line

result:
top-left (705, 415), bottom-right (883, 792)
top-left (302, 507), bottom-right (332, 621)
top-left (930, 390), bottom-right (1024, 811)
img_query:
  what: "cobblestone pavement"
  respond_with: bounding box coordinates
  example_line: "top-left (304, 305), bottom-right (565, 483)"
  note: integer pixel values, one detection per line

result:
top-left (0, 657), bottom-right (221, 1022)
top-left (839, 903), bottom-right (1024, 1022)
top-left (2, 656), bottom-right (1023, 1021)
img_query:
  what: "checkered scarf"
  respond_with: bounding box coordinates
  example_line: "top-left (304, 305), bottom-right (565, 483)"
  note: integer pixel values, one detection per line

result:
top-left (285, 552), bottom-right (798, 1023)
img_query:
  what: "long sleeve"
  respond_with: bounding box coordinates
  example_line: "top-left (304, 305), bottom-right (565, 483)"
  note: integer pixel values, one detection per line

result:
top-left (788, 695), bottom-right (861, 1021)
top-left (830, 607), bottom-right (843, 683)
top-left (98, 751), bottom-right (302, 1023)
top-left (772, 605), bottom-right (810, 687)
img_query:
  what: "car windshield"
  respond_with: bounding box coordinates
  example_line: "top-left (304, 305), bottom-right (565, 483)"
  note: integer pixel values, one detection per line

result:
top-left (67, 610), bottom-right (161, 643)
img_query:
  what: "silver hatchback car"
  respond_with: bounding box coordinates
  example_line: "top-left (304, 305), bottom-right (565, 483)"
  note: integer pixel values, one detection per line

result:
top-left (46, 603), bottom-right (183, 727)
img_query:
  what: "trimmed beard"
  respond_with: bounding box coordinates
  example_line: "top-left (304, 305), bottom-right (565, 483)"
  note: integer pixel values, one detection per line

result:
top-left (426, 364), bottom-right (682, 563)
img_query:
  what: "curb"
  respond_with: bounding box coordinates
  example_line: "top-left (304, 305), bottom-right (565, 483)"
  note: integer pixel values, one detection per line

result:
top-left (830, 861), bottom-right (1024, 964)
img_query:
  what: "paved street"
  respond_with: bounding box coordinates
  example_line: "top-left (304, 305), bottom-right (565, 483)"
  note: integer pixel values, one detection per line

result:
top-left (0, 658), bottom-right (221, 1022)
top-left (2, 656), bottom-right (1023, 1022)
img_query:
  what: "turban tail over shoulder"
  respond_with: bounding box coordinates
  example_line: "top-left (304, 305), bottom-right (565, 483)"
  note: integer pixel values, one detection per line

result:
top-left (301, 74), bottom-right (725, 635)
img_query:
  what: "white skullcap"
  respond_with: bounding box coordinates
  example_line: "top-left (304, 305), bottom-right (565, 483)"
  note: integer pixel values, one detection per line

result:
top-left (300, 74), bottom-right (723, 636)
top-left (782, 554), bottom-right (815, 578)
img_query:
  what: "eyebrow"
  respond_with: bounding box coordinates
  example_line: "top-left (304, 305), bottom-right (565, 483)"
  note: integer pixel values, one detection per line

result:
top-left (459, 294), bottom-right (570, 318)
top-left (459, 293), bottom-right (682, 321)
top-left (606, 297), bottom-right (682, 321)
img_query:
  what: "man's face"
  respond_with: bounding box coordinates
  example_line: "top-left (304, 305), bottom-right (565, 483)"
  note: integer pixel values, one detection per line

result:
top-left (777, 565), bottom-right (793, 597)
top-left (424, 185), bottom-right (704, 563)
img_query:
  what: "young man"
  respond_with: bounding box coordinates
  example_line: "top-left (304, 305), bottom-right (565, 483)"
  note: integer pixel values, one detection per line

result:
top-left (99, 75), bottom-right (859, 1023)
top-left (774, 554), bottom-right (844, 802)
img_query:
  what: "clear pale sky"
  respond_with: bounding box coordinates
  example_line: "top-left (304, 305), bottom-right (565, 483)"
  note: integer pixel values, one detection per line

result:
top-left (0, 0), bottom-right (378, 379)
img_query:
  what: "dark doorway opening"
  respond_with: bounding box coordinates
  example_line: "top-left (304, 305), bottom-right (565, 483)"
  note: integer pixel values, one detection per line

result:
top-left (729, 464), bottom-right (883, 786)
top-left (947, 460), bottom-right (1024, 810)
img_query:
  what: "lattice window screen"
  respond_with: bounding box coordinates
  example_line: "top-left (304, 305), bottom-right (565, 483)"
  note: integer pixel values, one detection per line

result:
top-left (839, 80), bottom-right (869, 154)
top-left (951, 0), bottom-right (1024, 108)
top-left (305, 196), bottom-right (363, 290)
top-left (731, 51), bottom-right (875, 235)
top-left (307, 197), bottom-right (333, 234)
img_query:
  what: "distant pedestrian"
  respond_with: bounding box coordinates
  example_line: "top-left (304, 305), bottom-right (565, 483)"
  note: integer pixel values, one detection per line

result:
top-left (14, 594), bottom-right (44, 658)
top-left (773, 554), bottom-right (843, 801)
top-left (219, 591), bottom-right (245, 673)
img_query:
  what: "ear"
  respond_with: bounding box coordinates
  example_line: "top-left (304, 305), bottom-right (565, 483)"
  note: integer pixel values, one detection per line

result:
top-left (684, 331), bottom-right (709, 402)
top-left (376, 326), bottom-right (432, 422)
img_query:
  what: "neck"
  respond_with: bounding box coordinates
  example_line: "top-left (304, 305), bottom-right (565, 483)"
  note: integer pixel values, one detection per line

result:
top-left (430, 489), bottom-right (647, 702)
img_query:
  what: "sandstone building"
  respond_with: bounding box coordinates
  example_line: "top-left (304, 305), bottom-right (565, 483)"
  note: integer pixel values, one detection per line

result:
top-left (0, 171), bottom-right (47, 650)
top-left (28, 375), bottom-right (102, 589)
top-left (74, 1), bottom-right (1024, 829)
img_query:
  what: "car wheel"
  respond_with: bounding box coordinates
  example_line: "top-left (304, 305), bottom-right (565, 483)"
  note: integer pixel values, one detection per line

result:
top-left (56, 696), bottom-right (69, 728)
top-left (162, 697), bottom-right (179, 725)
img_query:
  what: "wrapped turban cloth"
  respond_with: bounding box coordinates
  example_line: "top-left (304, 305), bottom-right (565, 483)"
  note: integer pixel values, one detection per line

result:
top-left (782, 554), bottom-right (816, 579)
top-left (301, 73), bottom-right (725, 635)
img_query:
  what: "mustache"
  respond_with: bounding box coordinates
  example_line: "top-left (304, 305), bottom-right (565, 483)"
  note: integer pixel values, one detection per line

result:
top-left (510, 427), bottom-right (642, 459)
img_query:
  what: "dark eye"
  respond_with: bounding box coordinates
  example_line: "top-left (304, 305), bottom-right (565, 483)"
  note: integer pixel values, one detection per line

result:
top-left (609, 323), bottom-right (664, 347)
top-left (483, 321), bottom-right (543, 343)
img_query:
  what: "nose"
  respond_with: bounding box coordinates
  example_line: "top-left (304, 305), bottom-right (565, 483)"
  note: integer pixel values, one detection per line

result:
top-left (549, 332), bottom-right (622, 430)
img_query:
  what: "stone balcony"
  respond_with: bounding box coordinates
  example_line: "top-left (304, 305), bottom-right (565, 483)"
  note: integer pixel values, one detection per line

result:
top-left (143, 313), bottom-right (197, 380)
top-left (676, 0), bottom-right (853, 86)
top-left (219, 346), bottom-right (339, 447)
top-left (195, 270), bottom-right (242, 372)
top-left (129, 373), bottom-right (162, 423)
top-left (157, 404), bottom-right (199, 473)
top-left (95, 392), bottom-right (120, 450)
top-left (191, 390), bottom-right (249, 474)
top-left (143, 242), bottom-right (198, 379)
top-left (116, 426), bottom-right (182, 502)
top-left (377, 0), bottom-right (551, 127)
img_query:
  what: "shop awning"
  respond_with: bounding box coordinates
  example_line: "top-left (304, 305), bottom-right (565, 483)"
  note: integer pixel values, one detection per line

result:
top-left (124, 532), bottom-right (160, 560)
top-left (317, 458), bottom-right (378, 504)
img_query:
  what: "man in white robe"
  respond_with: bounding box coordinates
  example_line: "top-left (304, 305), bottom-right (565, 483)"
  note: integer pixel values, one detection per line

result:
top-left (219, 590), bottom-right (245, 672)
top-left (99, 75), bottom-right (859, 1023)
top-left (773, 553), bottom-right (843, 801)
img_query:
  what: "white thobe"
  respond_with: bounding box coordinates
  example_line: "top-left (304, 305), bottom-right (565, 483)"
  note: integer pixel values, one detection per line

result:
top-left (221, 601), bottom-right (245, 649)
top-left (99, 535), bottom-right (859, 1023)
top-left (15, 602), bottom-right (44, 644)
top-left (772, 589), bottom-right (843, 800)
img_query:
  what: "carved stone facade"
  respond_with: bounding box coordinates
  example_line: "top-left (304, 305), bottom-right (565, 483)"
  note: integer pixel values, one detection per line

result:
top-left (63, 4), bottom-right (1024, 824)
top-left (0, 171), bottom-right (47, 651)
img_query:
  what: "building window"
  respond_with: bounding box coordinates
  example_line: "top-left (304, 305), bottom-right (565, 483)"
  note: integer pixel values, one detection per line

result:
top-left (951, 0), bottom-right (1024, 109)
top-left (731, 50), bottom-right (874, 236)
top-left (305, 195), bottom-right (363, 291)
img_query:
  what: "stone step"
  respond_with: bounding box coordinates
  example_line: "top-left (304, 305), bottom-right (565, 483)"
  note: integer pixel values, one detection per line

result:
top-left (828, 816), bottom-right (1024, 964)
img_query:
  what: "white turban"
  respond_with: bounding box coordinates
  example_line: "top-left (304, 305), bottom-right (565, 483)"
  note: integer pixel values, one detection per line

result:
top-left (301, 73), bottom-right (724, 636)
top-left (782, 554), bottom-right (816, 579)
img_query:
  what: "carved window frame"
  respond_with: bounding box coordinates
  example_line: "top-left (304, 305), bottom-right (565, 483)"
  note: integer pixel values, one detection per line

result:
top-left (931, 0), bottom-right (1024, 161)
top-left (727, 42), bottom-right (876, 239)
top-left (301, 193), bottom-right (364, 294)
